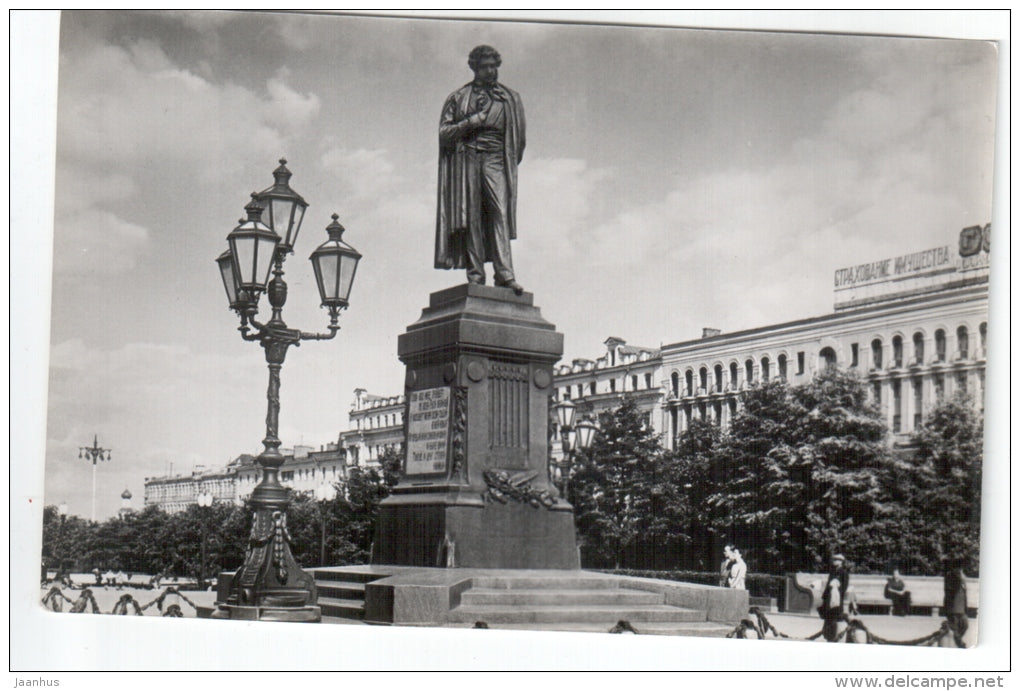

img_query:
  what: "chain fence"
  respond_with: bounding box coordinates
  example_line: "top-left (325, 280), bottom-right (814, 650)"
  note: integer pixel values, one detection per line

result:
top-left (41, 586), bottom-right (200, 617)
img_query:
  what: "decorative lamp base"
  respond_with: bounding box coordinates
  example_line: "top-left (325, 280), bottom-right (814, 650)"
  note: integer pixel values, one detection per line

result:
top-left (215, 506), bottom-right (320, 622)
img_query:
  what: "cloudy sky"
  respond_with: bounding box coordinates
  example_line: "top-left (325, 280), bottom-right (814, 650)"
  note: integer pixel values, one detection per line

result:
top-left (34, 11), bottom-right (999, 520)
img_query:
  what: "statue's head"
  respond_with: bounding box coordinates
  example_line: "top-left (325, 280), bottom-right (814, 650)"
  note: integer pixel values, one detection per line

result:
top-left (468, 45), bottom-right (501, 84)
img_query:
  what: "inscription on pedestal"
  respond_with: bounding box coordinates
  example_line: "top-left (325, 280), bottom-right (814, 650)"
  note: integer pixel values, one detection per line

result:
top-left (406, 387), bottom-right (452, 476)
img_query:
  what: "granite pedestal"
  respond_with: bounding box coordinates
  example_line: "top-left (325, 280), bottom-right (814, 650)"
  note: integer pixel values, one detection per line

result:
top-left (372, 284), bottom-right (579, 569)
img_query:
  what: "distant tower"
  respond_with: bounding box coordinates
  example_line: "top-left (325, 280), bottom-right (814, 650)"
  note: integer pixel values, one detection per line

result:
top-left (119, 488), bottom-right (133, 518)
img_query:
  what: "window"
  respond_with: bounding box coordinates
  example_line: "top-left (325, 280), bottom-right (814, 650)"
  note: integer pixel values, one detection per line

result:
top-left (282, 471), bottom-right (294, 481)
top-left (699, 367), bottom-right (708, 391)
top-left (956, 371), bottom-right (967, 394)
top-left (728, 398), bottom-right (737, 420)
top-left (850, 343), bottom-right (859, 368)
top-left (563, 388), bottom-right (571, 401)
top-left (871, 339), bottom-right (883, 370)
top-left (632, 375), bottom-right (638, 391)
top-left (979, 322), bottom-right (987, 357)
top-left (645, 373), bottom-right (653, 389)
top-left (935, 373), bottom-right (945, 400)
top-left (956, 326), bottom-right (969, 359)
top-left (892, 380), bottom-right (902, 433)
top-left (892, 336), bottom-right (903, 368)
top-left (935, 329), bottom-right (947, 362)
top-left (913, 332), bottom-right (924, 365)
top-left (820, 347), bottom-right (837, 370)
top-left (761, 357), bottom-right (770, 382)
top-left (745, 359), bottom-right (754, 384)
top-left (872, 381), bottom-right (881, 405)
top-left (577, 384), bottom-right (583, 399)
top-left (713, 401), bottom-right (722, 424)
top-left (610, 379), bottom-right (616, 393)
top-left (912, 378), bottom-right (923, 429)
top-left (778, 354), bottom-right (788, 381)
top-left (671, 372), bottom-right (679, 396)
top-left (797, 351), bottom-right (805, 375)
top-left (590, 381), bottom-right (596, 395)
top-left (730, 362), bottom-right (738, 388)
top-left (685, 370), bottom-right (694, 395)
top-left (714, 364), bottom-right (723, 392)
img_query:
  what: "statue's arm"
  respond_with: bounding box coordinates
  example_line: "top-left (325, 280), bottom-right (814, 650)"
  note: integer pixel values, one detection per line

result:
top-left (439, 94), bottom-right (483, 147)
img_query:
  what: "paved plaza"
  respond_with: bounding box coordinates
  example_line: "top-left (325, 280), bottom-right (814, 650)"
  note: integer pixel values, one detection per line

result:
top-left (40, 574), bottom-right (976, 647)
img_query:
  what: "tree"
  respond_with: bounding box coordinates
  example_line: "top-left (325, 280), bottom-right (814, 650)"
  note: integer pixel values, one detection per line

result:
top-left (911, 393), bottom-right (983, 573)
top-left (658, 418), bottom-right (722, 570)
top-left (570, 398), bottom-right (664, 569)
top-left (708, 369), bottom-right (895, 573)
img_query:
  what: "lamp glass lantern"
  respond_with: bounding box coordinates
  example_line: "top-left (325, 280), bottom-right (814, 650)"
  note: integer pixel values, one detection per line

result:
top-left (216, 249), bottom-right (241, 309)
top-left (58, 502), bottom-right (68, 518)
top-left (227, 196), bottom-right (281, 295)
top-left (574, 419), bottom-right (599, 451)
top-left (255, 159), bottom-right (308, 253)
top-left (315, 482), bottom-right (337, 503)
top-left (554, 399), bottom-right (577, 432)
top-left (310, 214), bottom-right (362, 310)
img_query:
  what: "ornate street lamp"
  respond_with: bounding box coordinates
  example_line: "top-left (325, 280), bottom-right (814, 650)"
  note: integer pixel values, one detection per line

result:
top-left (314, 482), bottom-right (338, 567)
top-left (197, 491), bottom-right (213, 590)
top-left (213, 160), bottom-right (361, 623)
top-left (552, 401), bottom-right (598, 503)
top-left (78, 435), bottom-right (111, 522)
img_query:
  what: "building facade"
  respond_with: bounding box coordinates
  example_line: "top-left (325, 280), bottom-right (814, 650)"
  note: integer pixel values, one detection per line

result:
top-left (659, 228), bottom-right (989, 449)
top-left (336, 389), bottom-right (405, 466)
top-left (549, 337), bottom-right (664, 457)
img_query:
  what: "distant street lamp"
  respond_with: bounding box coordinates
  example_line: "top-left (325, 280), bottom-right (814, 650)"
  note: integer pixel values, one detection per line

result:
top-left (57, 502), bottom-right (68, 580)
top-left (214, 159), bottom-right (361, 622)
top-left (315, 482), bottom-right (338, 567)
top-left (78, 435), bottom-right (111, 522)
top-left (197, 490), bottom-right (213, 590)
top-left (552, 400), bottom-right (599, 502)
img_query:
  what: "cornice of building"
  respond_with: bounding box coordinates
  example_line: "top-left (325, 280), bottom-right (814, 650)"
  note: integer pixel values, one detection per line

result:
top-left (661, 282), bottom-right (988, 356)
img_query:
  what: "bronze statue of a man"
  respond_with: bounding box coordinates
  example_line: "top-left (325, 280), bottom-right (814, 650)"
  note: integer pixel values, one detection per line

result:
top-left (435, 45), bottom-right (526, 294)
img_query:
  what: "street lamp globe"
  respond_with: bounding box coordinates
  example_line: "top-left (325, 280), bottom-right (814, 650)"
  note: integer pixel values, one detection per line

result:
top-left (216, 249), bottom-right (245, 311)
top-left (315, 482), bottom-right (337, 503)
top-left (227, 194), bottom-right (281, 297)
top-left (197, 491), bottom-right (213, 508)
top-left (554, 398), bottom-right (577, 432)
top-left (310, 214), bottom-right (362, 312)
top-left (574, 418), bottom-right (599, 452)
top-left (255, 159), bottom-right (308, 254)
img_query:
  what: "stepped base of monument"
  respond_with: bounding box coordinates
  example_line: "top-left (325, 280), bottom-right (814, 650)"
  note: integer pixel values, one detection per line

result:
top-left (309, 565), bottom-right (747, 633)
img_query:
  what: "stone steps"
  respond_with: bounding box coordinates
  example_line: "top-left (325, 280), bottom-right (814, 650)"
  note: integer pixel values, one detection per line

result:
top-left (449, 603), bottom-right (704, 624)
top-left (468, 575), bottom-right (622, 590)
top-left (317, 596), bottom-right (366, 620)
top-left (460, 587), bottom-right (663, 607)
top-left (316, 580), bottom-right (366, 600)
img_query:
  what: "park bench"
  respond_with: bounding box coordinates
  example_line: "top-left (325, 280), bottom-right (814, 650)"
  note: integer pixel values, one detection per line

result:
top-left (784, 573), bottom-right (979, 616)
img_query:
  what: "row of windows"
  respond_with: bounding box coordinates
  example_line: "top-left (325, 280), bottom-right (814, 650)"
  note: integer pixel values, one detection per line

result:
top-left (667, 322), bottom-right (987, 397)
top-left (558, 371), bottom-right (655, 401)
top-left (671, 367), bottom-right (982, 442)
top-left (357, 412), bottom-right (403, 430)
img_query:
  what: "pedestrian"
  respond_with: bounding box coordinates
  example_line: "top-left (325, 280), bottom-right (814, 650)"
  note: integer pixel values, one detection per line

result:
top-left (884, 568), bottom-right (912, 616)
top-left (727, 546), bottom-right (747, 590)
top-left (719, 546), bottom-right (734, 587)
top-left (944, 558), bottom-right (969, 647)
top-left (819, 553), bottom-right (849, 642)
